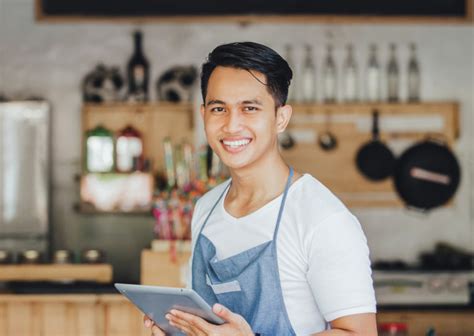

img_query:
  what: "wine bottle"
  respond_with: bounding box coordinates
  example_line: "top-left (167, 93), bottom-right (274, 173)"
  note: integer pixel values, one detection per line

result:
top-left (342, 44), bottom-right (358, 102)
top-left (285, 44), bottom-right (297, 103)
top-left (301, 44), bottom-right (317, 103)
top-left (322, 44), bottom-right (337, 103)
top-left (366, 44), bottom-right (381, 102)
top-left (407, 43), bottom-right (421, 102)
top-left (127, 31), bottom-right (150, 102)
top-left (387, 43), bottom-right (400, 102)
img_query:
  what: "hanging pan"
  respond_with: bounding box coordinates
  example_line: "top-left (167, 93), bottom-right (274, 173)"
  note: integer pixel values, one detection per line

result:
top-left (355, 110), bottom-right (395, 181)
top-left (393, 136), bottom-right (461, 211)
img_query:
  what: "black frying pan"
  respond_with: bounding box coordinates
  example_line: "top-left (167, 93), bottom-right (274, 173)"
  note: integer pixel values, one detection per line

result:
top-left (356, 110), bottom-right (395, 181)
top-left (393, 138), bottom-right (461, 210)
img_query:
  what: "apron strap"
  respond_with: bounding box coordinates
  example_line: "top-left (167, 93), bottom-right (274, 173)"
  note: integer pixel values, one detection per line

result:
top-left (196, 181), bottom-right (231, 237)
top-left (272, 166), bottom-right (294, 241)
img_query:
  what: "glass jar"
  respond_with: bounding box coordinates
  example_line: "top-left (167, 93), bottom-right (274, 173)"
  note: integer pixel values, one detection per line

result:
top-left (379, 322), bottom-right (408, 336)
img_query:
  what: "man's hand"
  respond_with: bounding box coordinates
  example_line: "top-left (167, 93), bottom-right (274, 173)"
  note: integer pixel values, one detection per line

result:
top-left (144, 303), bottom-right (254, 336)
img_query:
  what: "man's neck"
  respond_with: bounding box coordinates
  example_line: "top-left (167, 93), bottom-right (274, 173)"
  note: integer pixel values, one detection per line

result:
top-left (226, 152), bottom-right (290, 207)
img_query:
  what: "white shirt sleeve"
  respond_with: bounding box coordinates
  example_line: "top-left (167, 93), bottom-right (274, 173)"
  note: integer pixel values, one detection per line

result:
top-left (306, 210), bottom-right (377, 322)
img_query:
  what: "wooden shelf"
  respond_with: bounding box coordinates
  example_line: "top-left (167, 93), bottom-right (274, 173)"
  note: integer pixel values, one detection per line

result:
top-left (82, 102), bottom-right (194, 175)
top-left (281, 101), bottom-right (460, 208)
top-left (0, 264), bottom-right (113, 283)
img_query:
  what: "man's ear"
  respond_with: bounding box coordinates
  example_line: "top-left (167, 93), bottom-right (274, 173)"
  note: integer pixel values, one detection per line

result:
top-left (200, 104), bottom-right (205, 119)
top-left (276, 104), bottom-right (293, 133)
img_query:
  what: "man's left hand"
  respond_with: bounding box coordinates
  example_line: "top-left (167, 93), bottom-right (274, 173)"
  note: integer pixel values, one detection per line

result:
top-left (166, 303), bottom-right (254, 336)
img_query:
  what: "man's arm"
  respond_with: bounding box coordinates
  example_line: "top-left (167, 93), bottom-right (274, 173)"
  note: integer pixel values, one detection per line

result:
top-left (313, 313), bottom-right (378, 336)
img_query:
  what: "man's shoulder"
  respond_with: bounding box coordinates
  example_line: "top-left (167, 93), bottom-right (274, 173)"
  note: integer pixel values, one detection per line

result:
top-left (291, 173), bottom-right (347, 213)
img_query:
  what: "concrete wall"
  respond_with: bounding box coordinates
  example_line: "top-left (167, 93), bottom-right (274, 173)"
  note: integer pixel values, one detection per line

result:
top-left (1, 0), bottom-right (473, 282)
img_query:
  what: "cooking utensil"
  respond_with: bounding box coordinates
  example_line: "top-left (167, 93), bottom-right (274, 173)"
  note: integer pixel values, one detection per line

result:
top-left (318, 110), bottom-right (337, 151)
top-left (0, 250), bottom-right (13, 264)
top-left (278, 131), bottom-right (295, 150)
top-left (355, 110), bottom-right (395, 181)
top-left (19, 250), bottom-right (42, 264)
top-left (53, 249), bottom-right (74, 264)
top-left (81, 249), bottom-right (105, 264)
top-left (393, 137), bottom-right (460, 210)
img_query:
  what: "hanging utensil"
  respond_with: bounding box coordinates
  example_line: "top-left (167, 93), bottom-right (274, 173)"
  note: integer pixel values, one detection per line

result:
top-left (393, 136), bottom-right (461, 210)
top-left (278, 131), bottom-right (295, 150)
top-left (318, 109), bottom-right (338, 151)
top-left (355, 110), bottom-right (395, 181)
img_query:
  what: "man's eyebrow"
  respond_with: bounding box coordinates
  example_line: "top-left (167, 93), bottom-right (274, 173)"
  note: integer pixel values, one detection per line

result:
top-left (206, 99), bottom-right (225, 106)
top-left (241, 99), bottom-right (263, 105)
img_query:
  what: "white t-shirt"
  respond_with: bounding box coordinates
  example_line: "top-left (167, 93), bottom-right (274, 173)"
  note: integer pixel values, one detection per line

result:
top-left (189, 174), bottom-right (376, 335)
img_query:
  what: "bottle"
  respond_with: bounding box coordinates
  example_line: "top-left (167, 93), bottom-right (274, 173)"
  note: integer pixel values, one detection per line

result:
top-left (322, 44), bottom-right (337, 103)
top-left (387, 44), bottom-right (400, 102)
top-left (366, 44), bottom-right (382, 102)
top-left (285, 45), bottom-right (297, 103)
top-left (127, 30), bottom-right (150, 102)
top-left (407, 43), bottom-right (421, 102)
top-left (342, 44), bottom-right (358, 102)
top-left (116, 125), bottom-right (143, 173)
top-left (301, 45), bottom-right (317, 103)
top-left (85, 125), bottom-right (114, 173)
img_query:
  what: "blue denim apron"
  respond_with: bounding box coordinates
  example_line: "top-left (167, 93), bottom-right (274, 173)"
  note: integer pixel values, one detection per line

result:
top-left (192, 167), bottom-right (296, 335)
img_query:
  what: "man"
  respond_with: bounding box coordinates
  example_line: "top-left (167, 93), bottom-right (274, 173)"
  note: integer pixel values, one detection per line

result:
top-left (145, 42), bottom-right (377, 335)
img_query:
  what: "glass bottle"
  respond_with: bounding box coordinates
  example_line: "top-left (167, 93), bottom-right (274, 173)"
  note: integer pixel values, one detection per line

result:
top-left (127, 30), bottom-right (150, 102)
top-left (407, 43), bottom-right (421, 102)
top-left (342, 44), bottom-right (358, 102)
top-left (85, 125), bottom-right (114, 173)
top-left (387, 44), bottom-right (400, 102)
top-left (116, 125), bottom-right (143, 173)
top-left (301, 44), bottom-right (317, 103)
top-left (322, 44), bottom-right (337, 103)
top-left (285, 45), bottom-right (297, 103)
top-left (366, 44), bottom-right (382, 102)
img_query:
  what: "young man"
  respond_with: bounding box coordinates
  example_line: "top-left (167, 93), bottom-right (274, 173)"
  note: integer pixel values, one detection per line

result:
top-left (145, 42), bottom-right (377, 335)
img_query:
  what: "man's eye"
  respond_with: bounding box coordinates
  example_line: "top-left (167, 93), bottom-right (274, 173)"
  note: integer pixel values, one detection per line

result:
top-left (211, 107), bottom-right (225, 113)
top-left (244, 106), bottom-right (258, 112)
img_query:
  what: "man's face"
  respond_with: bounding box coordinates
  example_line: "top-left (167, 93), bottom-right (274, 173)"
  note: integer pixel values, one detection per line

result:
top-left (201, 66), bottom-right (288, 171)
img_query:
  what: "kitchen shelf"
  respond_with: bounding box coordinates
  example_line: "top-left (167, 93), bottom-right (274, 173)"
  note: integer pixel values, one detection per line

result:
top-left (281, 101), bottom-right (460, 208)
top-left (0, 264), bottom-right (113, 283)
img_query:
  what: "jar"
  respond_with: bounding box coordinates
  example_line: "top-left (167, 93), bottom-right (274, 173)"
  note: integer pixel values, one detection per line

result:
top-left (379, 322), bottom-right (408, 336)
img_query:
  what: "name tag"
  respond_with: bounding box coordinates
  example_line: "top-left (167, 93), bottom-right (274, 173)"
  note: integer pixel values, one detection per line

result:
top-left (206, 275), bottom-right (242, 294)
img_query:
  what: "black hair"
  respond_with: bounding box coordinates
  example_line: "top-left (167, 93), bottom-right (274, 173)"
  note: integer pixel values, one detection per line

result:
top-left (200, 42), bottom-right (293, 107)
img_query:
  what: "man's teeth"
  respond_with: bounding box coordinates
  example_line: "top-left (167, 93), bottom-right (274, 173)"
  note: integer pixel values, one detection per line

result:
top-left (222, 139), bottom-right (251, 148)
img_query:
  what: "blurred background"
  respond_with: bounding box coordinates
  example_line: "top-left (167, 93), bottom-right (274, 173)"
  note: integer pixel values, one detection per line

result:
top-left (0, 1), bottom-right (473, 335)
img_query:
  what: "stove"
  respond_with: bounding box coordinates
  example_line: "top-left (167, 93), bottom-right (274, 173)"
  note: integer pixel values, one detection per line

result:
top-left (373, 270), bottom-right (474, 306)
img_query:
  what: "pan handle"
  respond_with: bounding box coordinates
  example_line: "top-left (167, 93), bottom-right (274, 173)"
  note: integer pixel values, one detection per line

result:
top-left (371, 110), bottom-right (380, 140)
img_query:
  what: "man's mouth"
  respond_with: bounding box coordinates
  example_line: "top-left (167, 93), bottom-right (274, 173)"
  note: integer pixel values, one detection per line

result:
top-left (220, 138), bottom-right (252, 152)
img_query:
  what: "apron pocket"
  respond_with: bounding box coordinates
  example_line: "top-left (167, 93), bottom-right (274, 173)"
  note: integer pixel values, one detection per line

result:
top-left (206, 274), bottom-right (242, 294)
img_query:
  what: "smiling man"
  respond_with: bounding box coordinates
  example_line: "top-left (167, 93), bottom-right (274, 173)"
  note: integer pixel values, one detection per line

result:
top-left (145, 42), bottom-right (377, 335)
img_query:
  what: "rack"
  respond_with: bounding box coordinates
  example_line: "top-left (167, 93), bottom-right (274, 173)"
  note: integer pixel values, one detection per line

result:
top-left (281, 102), bottom-right (459, 207)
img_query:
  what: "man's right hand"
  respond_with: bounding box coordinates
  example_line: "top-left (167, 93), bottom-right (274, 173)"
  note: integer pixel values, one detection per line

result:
top-left (143, 315), bottom-right (165, 336)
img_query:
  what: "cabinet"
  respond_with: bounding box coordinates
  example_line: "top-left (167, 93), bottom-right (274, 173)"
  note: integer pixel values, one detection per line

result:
top-left (377, 310), bottom-right (474, 335)
top-left (1, 295), bottom-right (473, 336)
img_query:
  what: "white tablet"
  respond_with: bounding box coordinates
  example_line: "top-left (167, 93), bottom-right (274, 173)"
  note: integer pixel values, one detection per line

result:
top-left (115, 283), bottom-right (225, 335)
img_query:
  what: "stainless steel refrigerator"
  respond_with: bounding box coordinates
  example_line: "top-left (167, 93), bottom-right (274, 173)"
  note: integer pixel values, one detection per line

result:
top-left (0, 101), bottom-right (50, 257)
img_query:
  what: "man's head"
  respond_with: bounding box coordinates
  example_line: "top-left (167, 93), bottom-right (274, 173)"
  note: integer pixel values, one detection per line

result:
top-left (201, 42), bottom-right (292, 107)
top-left (199, 42), bottom-right (294, 172)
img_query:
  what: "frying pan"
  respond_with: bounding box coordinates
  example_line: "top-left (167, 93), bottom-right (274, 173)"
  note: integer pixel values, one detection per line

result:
top-left (393, 137), bottom-right (460, 210)
top-left (355, 110), bottom-right (395, 181)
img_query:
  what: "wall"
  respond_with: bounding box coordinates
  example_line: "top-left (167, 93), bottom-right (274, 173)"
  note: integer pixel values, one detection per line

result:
top-left (0, 0), bottom-right (473, 282)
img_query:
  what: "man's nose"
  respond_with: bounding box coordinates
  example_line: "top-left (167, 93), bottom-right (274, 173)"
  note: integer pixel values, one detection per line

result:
top-left (223, 109), bottom-right (243, 133)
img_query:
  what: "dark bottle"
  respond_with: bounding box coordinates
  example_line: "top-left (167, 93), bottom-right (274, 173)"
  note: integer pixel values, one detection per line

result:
top-left (127, 31), bottom-right (150, 102)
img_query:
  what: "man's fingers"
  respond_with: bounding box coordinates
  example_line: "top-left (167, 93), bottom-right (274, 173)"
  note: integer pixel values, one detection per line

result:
top-left (168, 310), bottom-right (211, 335)
top-left (213, 303), bottom-right (240, 324)
top-left (143, 315), bottom-right (153, 328)
top-left (151, 324), bottom-right (165, 336)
